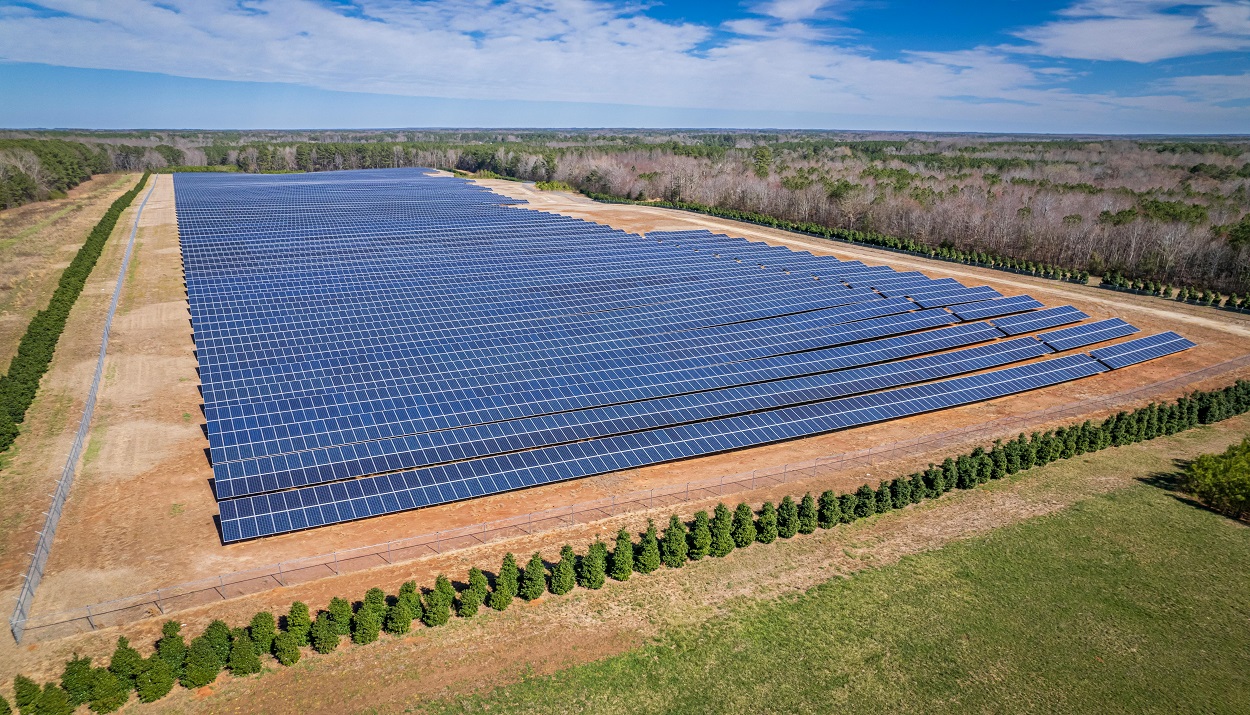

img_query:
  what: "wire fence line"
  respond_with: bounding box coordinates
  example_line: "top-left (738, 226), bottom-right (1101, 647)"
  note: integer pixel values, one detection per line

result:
top-left (8, 180), bottom-right (157, 645)
top-left (12, 350), bottom-right (1249, 644)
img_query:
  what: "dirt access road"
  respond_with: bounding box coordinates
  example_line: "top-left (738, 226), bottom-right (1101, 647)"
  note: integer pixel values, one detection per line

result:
top-left (2, 174), bottom-right (1248, 681)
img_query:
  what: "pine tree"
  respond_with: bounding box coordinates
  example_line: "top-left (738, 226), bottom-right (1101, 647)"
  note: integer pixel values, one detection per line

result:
top-left (424, 575), bottom-right (455, 625)
top-left (490, 553), bottom-right (520, 610)
top-left (924, 464), bottom-right (944, 495)
top-left (579, 540), bottom-right (607, 589)
top-left (102, 638), bottom-right (139, 695)
top-left (708, 503), bottom-right (735, 557)
top-left (718, 505), bottom-right (748, 552)
top-left (956, 454), bottom-right (976, 488)
top-left (203, 621), bottom-right (231, 668)
top-left (839, 493), bottom-right (859, 521)
top-left (352, 604), bottom-right (383, 644)
top-left (285, 602), bottom-right (312, 647)
top-left (227, 630), bottom-right (261, 676)
top-left (36, 683), bottom-right (73, 715)
top-left (383, 598), bottom-right (413, 636)
top-left (688, 511), bottom-right (712, 559)
top-left (467, 567), bottom-right (490, 599)
top-left (891, 478), bottom-right (911, 507)
top-left (156, 621), bottom-right (186, 676)
top-left (134, 657), bottom-right (174, 704)
top-left (0, 695), bottom-right (9, 715)
top-left (990, 447), bottom-right (1008, 479)
top-left (520, 553), bottom-right (547, 600)
top-left (14, 675), bottom-right (40, 714)
top-left (817, 491), bottom-right (840, 528)
top-left (312, 611), bottom-right (342, 652)
top-left (854, 484), bottom-right (876, 518)
top-left (636, 521), bottom-right (662, 573)
top-left (180, 636), bottom-right (221, 688)
top-left (249, 612), bottom-right (277, 656)
top-left (272, 632), bottom-right (301, 666)
top-left (60, 655), bottom-right (93, 706)
top-left (778, 496), bottom-right (799, 538)
top-left (363, 587), bottom-right (387, 613)
top-left (661, 515), bottom-right (690, 565)
top-left (609, 528), bottom-right (635, 578)
top-left (550, 544), bottom-right (578, 593)
top-left (396, 581), bottom-right (423, 625)
top-left (328, 597), bottom-right (354, 636)
top-left (942, 457), bottom-right (960, 487)
top-left (909, 473), bottom-right (926, 502)
top-left (873, 483), bottom-right (892, 513)
top-left (756, 502), bottom-right (779, 542)
top-left (795, 493), bottom-right (817, 532)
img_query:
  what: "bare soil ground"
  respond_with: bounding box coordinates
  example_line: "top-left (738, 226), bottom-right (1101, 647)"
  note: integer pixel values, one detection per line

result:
top-left (0, 174), bottom-right (140, 372)
top-left (3, 175), bottom-right (1249, 685)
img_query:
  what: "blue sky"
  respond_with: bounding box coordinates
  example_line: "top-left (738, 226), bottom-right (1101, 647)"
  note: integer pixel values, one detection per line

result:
top-left (1, 0), bottom-right (1248, 132)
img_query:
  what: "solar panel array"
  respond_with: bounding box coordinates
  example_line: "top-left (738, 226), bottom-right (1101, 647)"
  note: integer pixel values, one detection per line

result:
top-left (173, 169), bottom-right (1194, 543)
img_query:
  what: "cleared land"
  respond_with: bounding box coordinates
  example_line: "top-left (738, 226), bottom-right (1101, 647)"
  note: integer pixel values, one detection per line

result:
top-left (2, 174), bottom-right (1249, 680)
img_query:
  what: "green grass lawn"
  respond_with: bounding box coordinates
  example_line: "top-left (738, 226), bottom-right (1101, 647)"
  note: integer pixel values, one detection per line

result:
top-left (424, 482), bottom-right (1250, 715)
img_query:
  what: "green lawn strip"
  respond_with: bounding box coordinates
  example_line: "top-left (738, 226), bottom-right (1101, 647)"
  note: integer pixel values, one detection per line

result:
top-left (427, 483), bottom-right (1250, 715)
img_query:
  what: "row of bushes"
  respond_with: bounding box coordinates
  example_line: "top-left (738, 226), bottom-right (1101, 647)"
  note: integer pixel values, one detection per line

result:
top-left (5, 378), bottom-right (1249, 714)
top-left (534, 180), bottom-right (575, 192)
top-left (0, 173), bottom-right (150, 455)
top-left (1183, 436), bottom-right (1250, 519)
top-left (1099, 271), bottom-right (1249, 312)
top-left (585, 193), bottom-right (1088, 285)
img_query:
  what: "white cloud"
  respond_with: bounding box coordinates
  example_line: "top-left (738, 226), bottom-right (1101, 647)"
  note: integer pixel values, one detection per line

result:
top-left (0, 0), bottom-right (1245, 131)
top-left (1012, 1), bottom-right (1250, 62)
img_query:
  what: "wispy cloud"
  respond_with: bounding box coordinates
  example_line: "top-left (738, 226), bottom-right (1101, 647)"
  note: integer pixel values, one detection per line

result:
top-left (0, 0), bottom-right (1246, 131)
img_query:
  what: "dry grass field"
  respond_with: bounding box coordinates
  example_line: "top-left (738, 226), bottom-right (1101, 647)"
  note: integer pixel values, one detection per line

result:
top-left (2, 173), bottom-right (1248, 688)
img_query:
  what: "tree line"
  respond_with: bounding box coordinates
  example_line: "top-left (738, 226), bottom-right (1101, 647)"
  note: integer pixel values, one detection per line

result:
top-left (5, 378), bottom-right (1248, 714)
top-left (0, 174), bottom-right (150, 455)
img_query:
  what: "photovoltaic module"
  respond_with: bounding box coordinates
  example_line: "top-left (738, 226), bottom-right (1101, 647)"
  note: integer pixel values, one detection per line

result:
top-left (172, 169), bottom-right (1193, 543)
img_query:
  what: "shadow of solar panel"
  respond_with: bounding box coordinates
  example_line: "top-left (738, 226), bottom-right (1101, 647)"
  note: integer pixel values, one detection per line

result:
top-left (1089, 332), bottom-right (1195, 369)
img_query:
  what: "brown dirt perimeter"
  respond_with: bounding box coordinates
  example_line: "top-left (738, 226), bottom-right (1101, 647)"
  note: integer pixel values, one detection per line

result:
top-left (3, 175), bottom-right (1250, 688)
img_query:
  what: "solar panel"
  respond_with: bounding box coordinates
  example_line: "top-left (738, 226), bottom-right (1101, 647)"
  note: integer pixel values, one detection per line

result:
top-left (1039, 318), bottom-right (1139, 351)
top-left (949, 295), bottom-right (1044, 321)
top-left (992, 305), bottom-right (1088, 335)
top-left (1089, 332), bottom-right (1196, 369)
top-left (171, 169), bottom-right (1165, 542)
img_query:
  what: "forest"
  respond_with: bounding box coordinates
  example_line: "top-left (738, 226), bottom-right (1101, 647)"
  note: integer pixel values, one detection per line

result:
top-left (2, 129), bottom-right (1247, 293)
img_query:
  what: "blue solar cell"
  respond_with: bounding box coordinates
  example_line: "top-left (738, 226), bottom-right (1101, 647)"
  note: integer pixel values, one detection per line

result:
top-left (1089, 332), bottom-right (1195, 369)
top-left (1039, 318), bottom-right (1139, 351)
top-left (992, 306), bottom-right (1089, 335)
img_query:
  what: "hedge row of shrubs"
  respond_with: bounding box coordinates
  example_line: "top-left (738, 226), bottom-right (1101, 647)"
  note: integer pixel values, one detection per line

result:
top-left (585, 193), bottom-right (1088, 285)
top-left (1099, 271), bottom-right (1249, 313)
top-left (0, 173), bottom-right (150, 455)
top-left (5, 379), bottom-right (1248, 714)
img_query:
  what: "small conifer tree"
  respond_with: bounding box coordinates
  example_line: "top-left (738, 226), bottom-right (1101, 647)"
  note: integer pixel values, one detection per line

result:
top-left (156, 621), bottom-right (186, 676)
top-left (909, 473), bottom-right (926, 503)
top-left (103, 636), bottom-right (141, 694)
top-left (180, 636), bottom-right (221, 688)
top-left (272, 632), bottom-right (301, 666)
top-left (467, 568), bottom-right (490, 598)
top-left (798, 493), bottom-right (818, 532)
top-left (457, 586), bottom-right (483, 618)
top-left (874, 482), bottom-right (892, 513)
top-left (423, 576), bottom-right (455, 626)
top-left (839, 493), bottom-right (859, 521)
top-left (688, 511), bottom-right (712, 559)
top-left (383, 596), bottom-right (413, 636)
top-left (312, 611), bottom-right (342, 652)
top-left (817, 491), bottom-right (840, 528)
top-left (285, 602), bottom-right (312, 647)
top-left (660, 515), bottom-right (689, 566)
top-left (854, 485), bottom-right (876, 518)
top-left (579, 540), bottom-right (608, 589)
top-left (520, 553), bottom-right (547, 600)
top-left (14, 675), bottom-right (40, 714)
top-left (227, 630), bottom-right (261, 676)
top-left (363, 587), bottom-right (387, 613)
top-left (203, 621), bottom-right (231, 668)
top-left (327, 597), bottom-right (354, 636)
top-left (60, 655), bottom-right (94, 706)
top-left (710, 503), bottom-right (735, 556)
top-left (91, 667), bottom-right (131, 713)
top-left (756, 502), bottom-right (779, 543)
top-left (0, 694), bottom-right (9, 715)
top-left (778, 496), bottom-right (799, 538)
top-left (490, 553), bottom-right (520, 610)
top-left (352, 605), bottom-right (383, 644)
top-left (636, 521), bottom-right (662, 573)
top-left (37, 683), bottom-right (73, 715)
top-left (248, 612), bottom-right (277, 656)
top-left (134, 657), bottom-right (174, 704)
top-left (550, 544), bottom-right (577, 594)
top-left (730, 503), bottom-right (757, 547)
top-left (891, 478), bottom-right (911, 507)
top-left (610, 528), bottom-right (635, 579)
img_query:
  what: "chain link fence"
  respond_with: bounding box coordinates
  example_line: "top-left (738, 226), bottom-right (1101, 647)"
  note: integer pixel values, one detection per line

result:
top-left (12, 350), bottom-right (1249, 643)
top-left (8, 180), bottom-right (156, 644)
